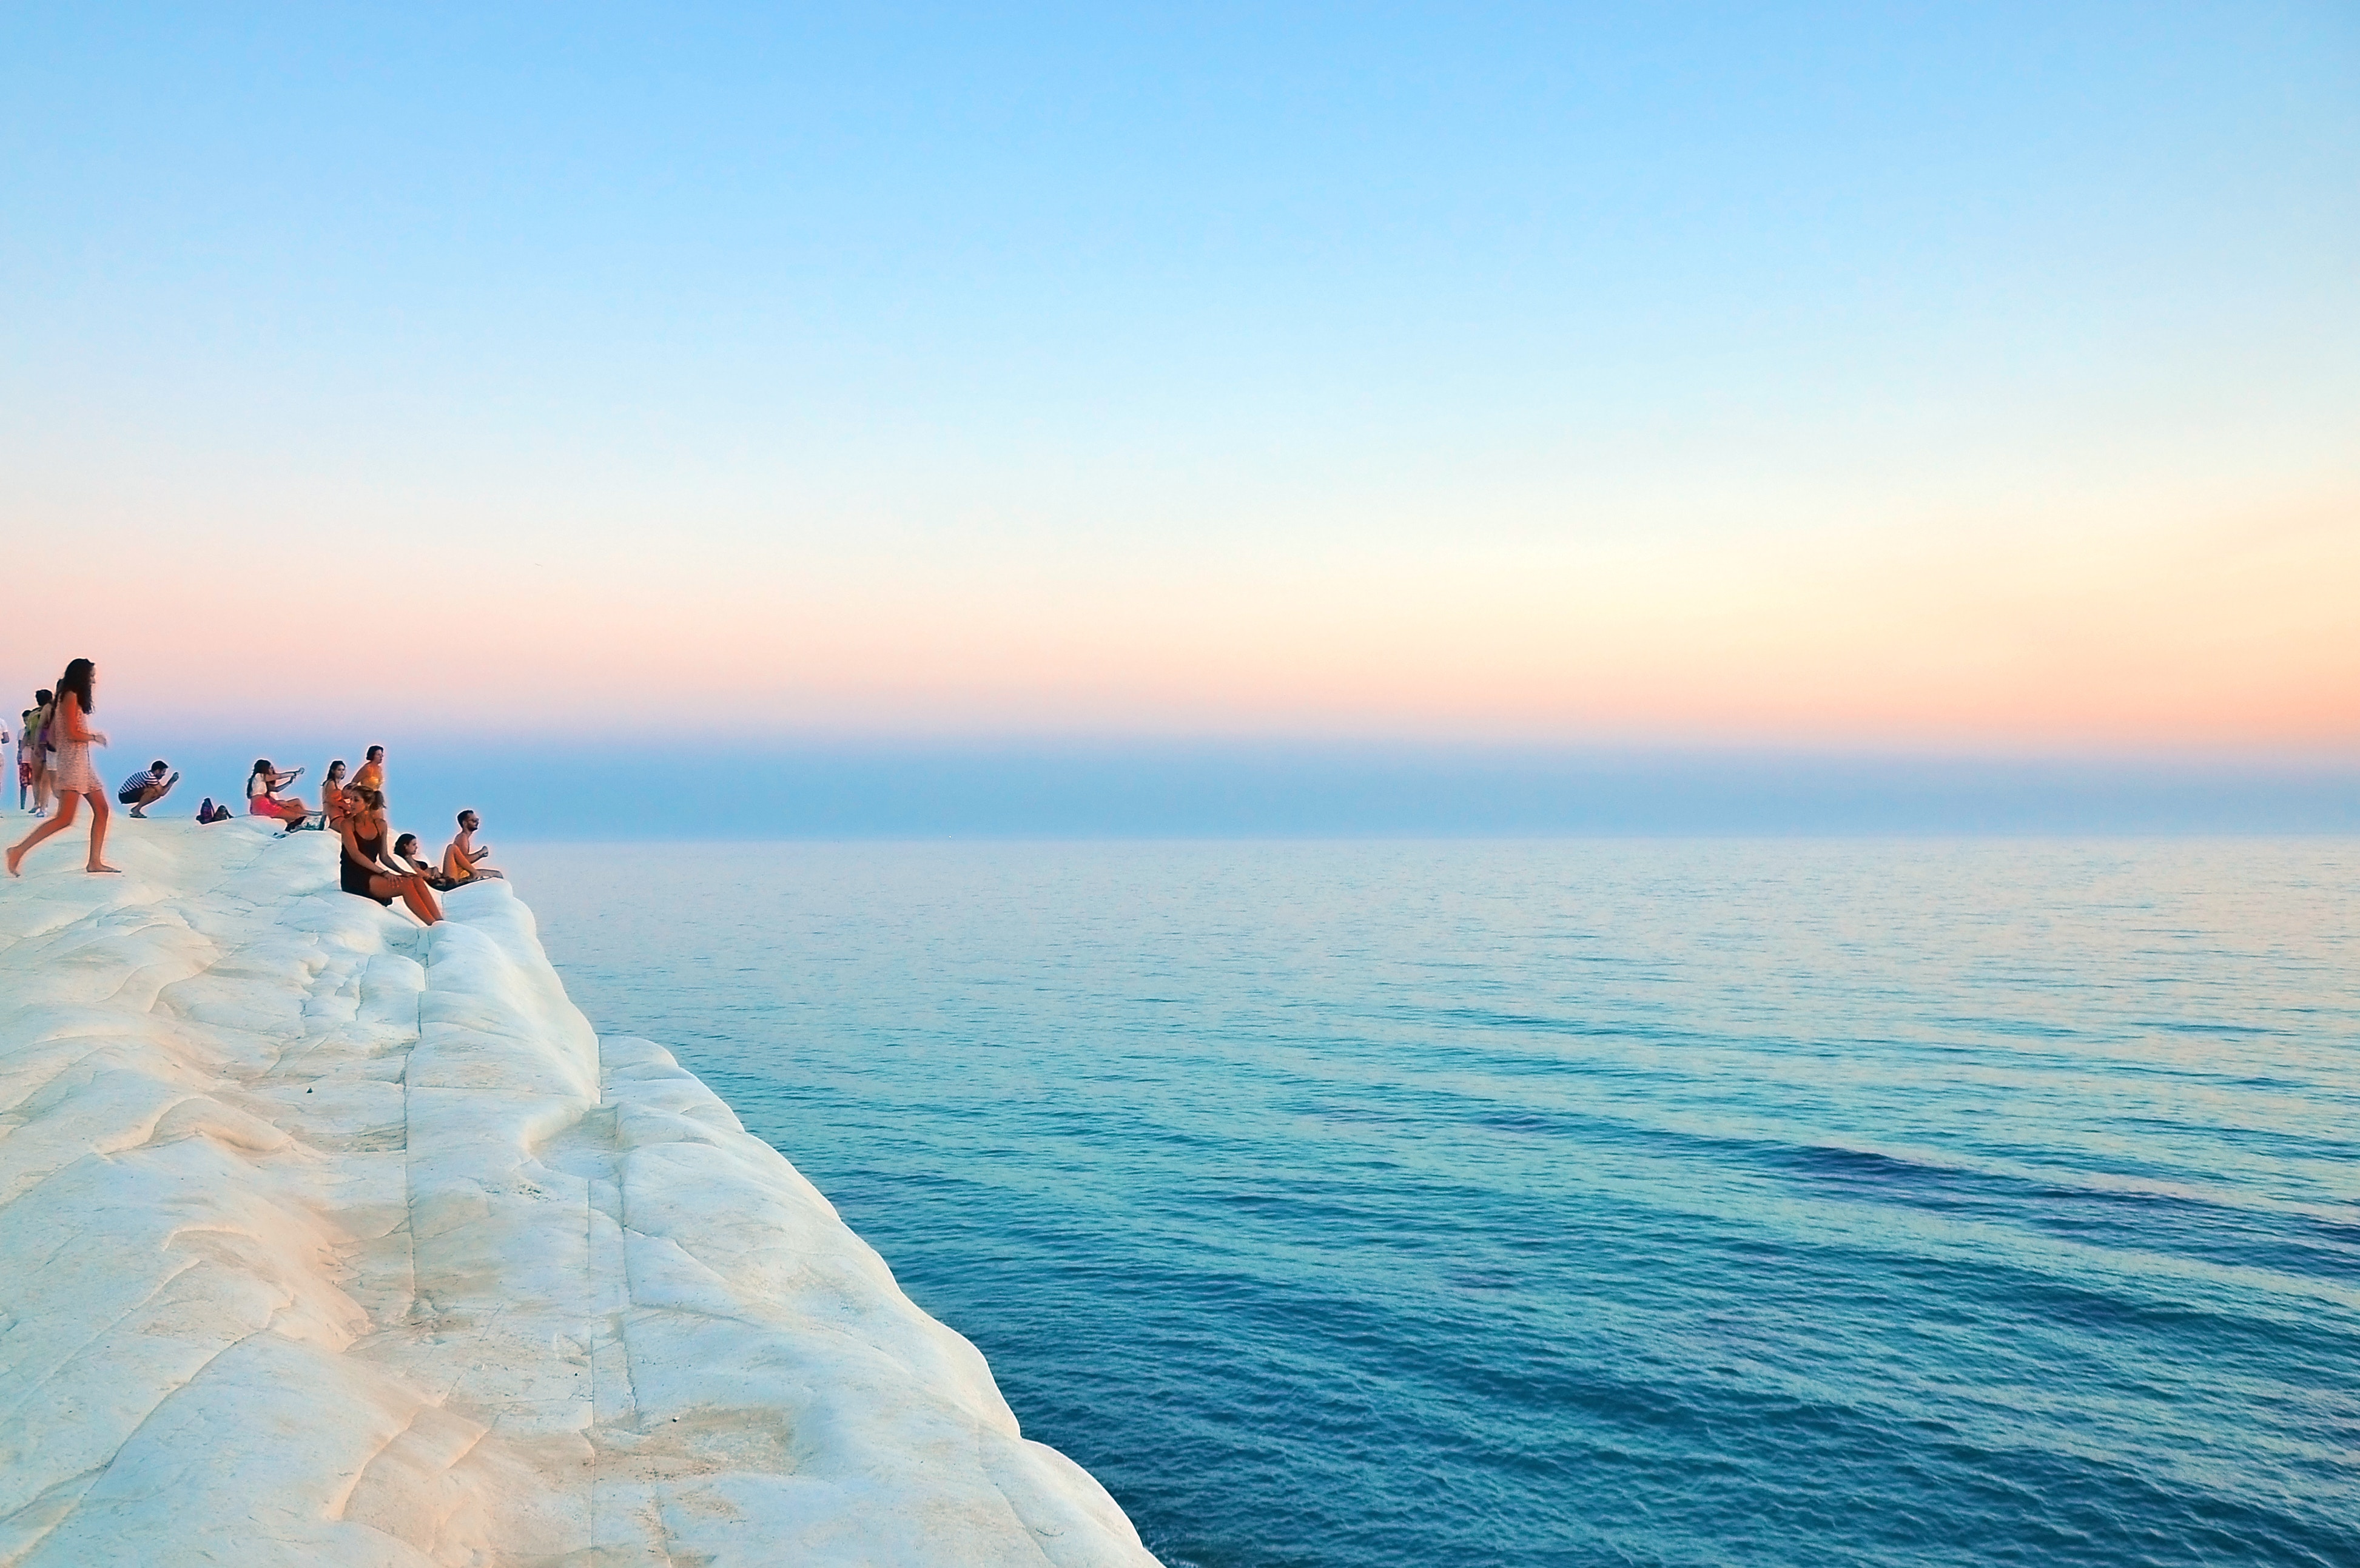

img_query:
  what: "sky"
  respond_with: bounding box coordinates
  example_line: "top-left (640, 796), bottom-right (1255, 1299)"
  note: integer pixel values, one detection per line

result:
top-left (4, 4), bottom-right (2356, 829)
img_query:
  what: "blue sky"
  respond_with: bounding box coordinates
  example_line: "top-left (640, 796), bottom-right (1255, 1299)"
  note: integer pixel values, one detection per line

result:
top-left (4, 4), bottom-right (2356, 830)
top-left (13, 4), bottom-right (2352, 490)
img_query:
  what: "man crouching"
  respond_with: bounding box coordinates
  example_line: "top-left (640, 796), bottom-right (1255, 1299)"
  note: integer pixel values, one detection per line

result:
top-left (118, 761), bottom-right (179, 818)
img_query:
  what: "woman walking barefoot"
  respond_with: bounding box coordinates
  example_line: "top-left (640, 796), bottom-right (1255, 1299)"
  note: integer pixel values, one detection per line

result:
top-left (7, 659), bottom-right (116, 875)
top-left (338, 786), bottom-right (442, 924)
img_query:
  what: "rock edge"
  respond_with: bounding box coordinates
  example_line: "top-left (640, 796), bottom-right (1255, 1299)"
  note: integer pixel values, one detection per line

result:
top-left (0, 819), bottom-right (1158, 1567)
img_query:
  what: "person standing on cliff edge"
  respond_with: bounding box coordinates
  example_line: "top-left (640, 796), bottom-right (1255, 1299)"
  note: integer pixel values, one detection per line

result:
top-left (7, 659), bottom-right (117, 875)
top-left (25, 688), bottom-right (55, 816)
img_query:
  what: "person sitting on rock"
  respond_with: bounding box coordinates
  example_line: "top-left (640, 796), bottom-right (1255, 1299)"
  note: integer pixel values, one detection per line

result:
top-left (116, 760), bottom-right (178, 818)
top-left (441, 809), bottom-right (505, 886)
top-left (320, 759), bottom-right (351, 832)
top-left (338, 786), bottom-right (442, 924)
top-left (245, 759), bottom-right (309, 829)
top-left (393, 832), bottom-right (463, 892)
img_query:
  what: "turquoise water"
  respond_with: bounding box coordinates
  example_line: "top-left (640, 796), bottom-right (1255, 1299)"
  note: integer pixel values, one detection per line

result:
top-left (504, 840), bottom-right (2360, 1568)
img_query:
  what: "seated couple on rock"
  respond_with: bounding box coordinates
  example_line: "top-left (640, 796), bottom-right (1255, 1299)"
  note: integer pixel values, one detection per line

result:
top-left (384, 812), bottom-right (503, 893)
top-left (318, 747), bottom-right (390, 836)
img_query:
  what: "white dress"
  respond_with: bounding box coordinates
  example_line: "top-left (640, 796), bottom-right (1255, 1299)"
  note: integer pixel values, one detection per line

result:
top-left (53, 738), bottom-right (98, 794)
top-left (49, 698), bottom-right (99, 793)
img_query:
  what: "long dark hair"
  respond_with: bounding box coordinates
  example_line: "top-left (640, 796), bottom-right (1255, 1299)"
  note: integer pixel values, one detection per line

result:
top-left (252, 758), bottom-right (274, 780)
top-left (55, 659), bottom-right (94, 715)
top-left (326, 759), bottom-right (347, 782)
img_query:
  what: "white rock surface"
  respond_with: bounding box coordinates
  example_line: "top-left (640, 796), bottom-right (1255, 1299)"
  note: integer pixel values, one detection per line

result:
top-left (0, 818), bottom-right (1160, 1566)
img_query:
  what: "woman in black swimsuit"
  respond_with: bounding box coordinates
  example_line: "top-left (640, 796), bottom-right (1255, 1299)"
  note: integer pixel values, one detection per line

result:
top-left (338, 786), bottom-right (443, 924)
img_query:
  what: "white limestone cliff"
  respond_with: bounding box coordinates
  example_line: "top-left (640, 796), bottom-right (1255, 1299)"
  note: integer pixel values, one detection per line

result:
top-left (0, 818), bottom-right (1160, 1566)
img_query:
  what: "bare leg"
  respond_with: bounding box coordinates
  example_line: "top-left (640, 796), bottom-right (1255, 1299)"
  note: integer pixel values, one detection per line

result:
top-left (8, 791), bottom-right (81, 874)
top-left (129, 776), bottom-right (176, 818)
top-left (84, 789), bottom-right (116, 871)
top-left (368, 873), bottom-right (443, 926)
top-left (402, 875), bottom-right (444, 925)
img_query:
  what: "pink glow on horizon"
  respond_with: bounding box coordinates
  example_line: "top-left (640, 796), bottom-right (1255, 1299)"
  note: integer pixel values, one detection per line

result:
top-left (10, 490), bottom-right (2355, 756)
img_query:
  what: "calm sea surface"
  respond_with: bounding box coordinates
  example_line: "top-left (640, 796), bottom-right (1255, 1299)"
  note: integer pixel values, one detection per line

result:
top-left (502, 840), bottom-right (2360, 1568)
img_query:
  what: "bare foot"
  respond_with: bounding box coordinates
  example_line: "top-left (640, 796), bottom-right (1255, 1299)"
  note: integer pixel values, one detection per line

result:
top-left (86, 863), bottom-right (122, 874)
top-left (5, 851), bottom-right (21, 878)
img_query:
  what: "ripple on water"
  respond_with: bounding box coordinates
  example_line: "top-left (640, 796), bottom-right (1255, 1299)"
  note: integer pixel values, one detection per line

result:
top-left (512, 838), bottom-right (2360, 1568)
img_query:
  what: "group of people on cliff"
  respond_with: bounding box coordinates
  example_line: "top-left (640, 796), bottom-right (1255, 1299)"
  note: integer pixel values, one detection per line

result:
top-left (254, 750), bottom-right (502, 926)
top-left (8, 658), bottom-right (499, 927)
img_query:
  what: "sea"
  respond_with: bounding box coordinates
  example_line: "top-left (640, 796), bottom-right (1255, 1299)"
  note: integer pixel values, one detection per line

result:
top-left (503, 838), bottom-right (2360, 1568)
